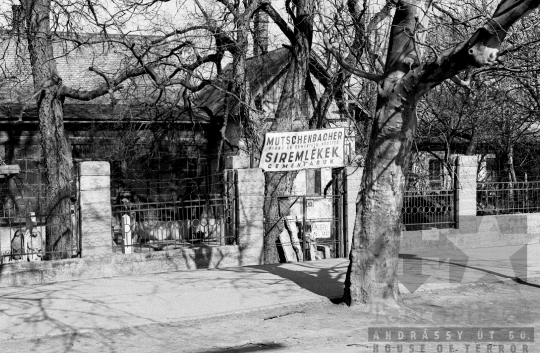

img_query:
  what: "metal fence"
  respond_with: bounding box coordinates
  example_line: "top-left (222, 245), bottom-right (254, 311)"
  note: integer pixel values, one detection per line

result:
top-left (0, 168), bottom-right (80, 263)
top-left (402, 189), bottom-right (457, 231)
top-left (111, 171), bottom-right (238, 253)
top-left (263, 169), bottom-right (347, 262)
top-left (263, 194), bottom-right (346, 261)
top-left (477, 181), bottom-right (540, 215)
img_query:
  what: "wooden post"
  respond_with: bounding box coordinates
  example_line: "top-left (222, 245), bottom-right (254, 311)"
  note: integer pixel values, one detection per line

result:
top-left (302, 195), bottom-right (307, 261)
top-left (525, 173), bottom-right (529, 211)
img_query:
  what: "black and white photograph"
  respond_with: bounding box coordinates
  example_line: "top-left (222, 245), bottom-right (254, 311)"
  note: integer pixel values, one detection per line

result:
top-left (0, 0), bottom-right (539, 352)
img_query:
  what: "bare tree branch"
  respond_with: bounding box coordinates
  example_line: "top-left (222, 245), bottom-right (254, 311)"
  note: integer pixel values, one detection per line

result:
top-left (323, 36), bottom-right (382, 82)
top-left (261, 2), bottom-right (295, 45)
top-left (419, 0), bottom-right (540, 91)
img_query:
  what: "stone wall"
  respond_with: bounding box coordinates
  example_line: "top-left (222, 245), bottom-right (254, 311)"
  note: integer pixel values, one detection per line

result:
top-left (0, 246), bottom-right (247, 288)
top-left (401, 156), bottom-right (540, 252)
top-left (235, 168), bottom-right (265, 266)
top-left (401, 214), bottom-right (540, 252)
top-left (80, 162), bottom-right (113, 257)
top-left (0, 164), bottom-right (265, 287)
top-left (456, 155), bottom-right (478, 234)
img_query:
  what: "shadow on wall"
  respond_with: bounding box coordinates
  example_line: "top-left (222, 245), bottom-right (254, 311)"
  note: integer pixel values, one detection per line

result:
top-left (180, 243), bottom-right (226, 269)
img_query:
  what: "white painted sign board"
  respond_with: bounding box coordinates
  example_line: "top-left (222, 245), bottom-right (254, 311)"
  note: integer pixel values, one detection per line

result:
top-left (259, 128), bottom-right (346, 171)
top-left (310, 222), bottom-right (331, 239)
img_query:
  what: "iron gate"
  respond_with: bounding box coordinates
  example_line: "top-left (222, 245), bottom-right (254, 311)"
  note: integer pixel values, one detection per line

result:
top-left (402, 162), bottom-right (458, 231)
top-left (0, 166), bottom-right (81, 263)
top-left (263, 168), bottom-right (347, 262)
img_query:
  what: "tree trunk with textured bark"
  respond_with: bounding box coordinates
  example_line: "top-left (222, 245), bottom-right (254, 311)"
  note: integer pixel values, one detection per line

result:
top-left (465, 128), bottom-right (478, 155)
top-left (344, 72), bottom-right (418, 304)
top-left (343, 0), bottom-right (539, 305)
top-left (23, 0), bottom-right (73, 259)
top-left (263, 0), bottom-right (316, 263)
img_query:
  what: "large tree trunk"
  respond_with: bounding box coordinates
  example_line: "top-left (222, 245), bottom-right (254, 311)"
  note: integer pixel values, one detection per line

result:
top-left (263, 172), bottom-right (298, 263)
top-left (344, 71), bottom-right (417, 304)
top-left (262, 0), bottom-right (316, 263)
top-left (465, 128), bottom-right (478, 155)
top-left (343, 0), bottom-right (426, 305)
top-left (208, 26), bottom-right (248, 188)
top-left (23, 0), bottom-right (74, 259)
top-left (262, 59), bottom-right (303, 263)
top-left (342, 0), bottom-right (539, 305)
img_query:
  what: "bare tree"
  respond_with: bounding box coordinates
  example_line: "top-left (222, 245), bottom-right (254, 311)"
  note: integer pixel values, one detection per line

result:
top-left (5, 0), bottom-right (239, 258)
top-left (323, 0), bottom-right (540, 304)
top-left (260, 0), bottom-right (317, 263)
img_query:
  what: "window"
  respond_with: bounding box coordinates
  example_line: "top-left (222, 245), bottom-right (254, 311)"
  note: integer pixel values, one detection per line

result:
top-left (428, 159), bottom-right (442, 188)
top-left (306, 169), bottom-right (322, 195)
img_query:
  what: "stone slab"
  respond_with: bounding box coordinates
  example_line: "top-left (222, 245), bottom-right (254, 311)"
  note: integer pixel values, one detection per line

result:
top-left (236, 168), bottom-right (264, 183)
top-left (79, 161), bottom-right (110, 176)
top-left (79, 175), bottom-right (110, 191)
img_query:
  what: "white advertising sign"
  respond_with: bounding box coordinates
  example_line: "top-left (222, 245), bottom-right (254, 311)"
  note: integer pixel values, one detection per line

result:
top-left (310, 222), bottom-right (331, 239)
top-left (259, 128), bottom-right (346, 171)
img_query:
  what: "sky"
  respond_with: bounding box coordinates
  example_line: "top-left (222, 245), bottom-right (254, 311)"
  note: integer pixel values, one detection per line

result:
top-left (0, 0), bottom-right (289, 37)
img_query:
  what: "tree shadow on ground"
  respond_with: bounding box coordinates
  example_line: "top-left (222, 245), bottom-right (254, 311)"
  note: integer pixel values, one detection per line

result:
top-left (245, 259), bottom-right (348, 302)
top-left (198, 342), bottom-right (286, 353)
top-left (399, 254), bottom-right (540, 288)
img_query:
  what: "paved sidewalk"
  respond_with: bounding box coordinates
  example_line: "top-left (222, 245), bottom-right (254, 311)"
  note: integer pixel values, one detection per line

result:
top-left (1, 243), bottom-right (539, 341)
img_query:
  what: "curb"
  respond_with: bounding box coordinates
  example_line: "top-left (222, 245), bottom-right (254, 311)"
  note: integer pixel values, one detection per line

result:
top-left (400, 275), bottom-right (540, 295)
top-left (1, 296), bottom-right (333, 342)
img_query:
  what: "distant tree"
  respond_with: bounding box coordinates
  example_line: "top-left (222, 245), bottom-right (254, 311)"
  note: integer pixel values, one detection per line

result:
top-left (416, 12), bottom-right (540, 182)
top-left (3, 0), bottom-right (234, 258)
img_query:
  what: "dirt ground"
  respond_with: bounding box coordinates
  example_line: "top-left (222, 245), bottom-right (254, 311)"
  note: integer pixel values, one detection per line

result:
top-left (3, 279), bottom-right (540, 353)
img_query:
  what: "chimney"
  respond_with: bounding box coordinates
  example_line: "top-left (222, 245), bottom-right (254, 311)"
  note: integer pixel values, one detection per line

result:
top-left (11, 4), bottom-right (23, 35)
top-left (253, 10), bottom-right (269, 56)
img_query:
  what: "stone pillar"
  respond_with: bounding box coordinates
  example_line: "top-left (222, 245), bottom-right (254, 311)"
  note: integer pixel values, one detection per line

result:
top-left (345, 166), bottom-right (363, 256)
top-left (236, 168), bottom-right (264, 265)
top-left (226, 140), bottom-right (252, 169)
top-left (455, 155), bottom-right (478, 234)
top-left (79, 162), bottom-right (113, 257)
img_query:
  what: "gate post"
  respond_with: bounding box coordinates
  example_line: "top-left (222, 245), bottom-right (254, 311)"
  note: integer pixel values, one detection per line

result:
top-left (454, 155), bottom-right (478, 234)
top-left (236, 168), bottom-right (264, 265)
top-left (79, 161), bottom-right (113, 257)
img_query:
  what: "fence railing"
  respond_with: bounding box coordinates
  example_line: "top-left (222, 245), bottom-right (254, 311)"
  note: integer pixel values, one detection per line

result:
top-left (110, 173), bottom-right (227, 203)
top-left (0, 204), bottom-right (80, 263)
top-left (111, 172), bottom-right (238, 253)
top-left (0, 167), bottom-right (81, 263)
top-left (477, 181), bottom-right (540, 215)
top-left (402, 189), bottom-right (456, 231)
top-left (112, 197), bottom-right (237, 252)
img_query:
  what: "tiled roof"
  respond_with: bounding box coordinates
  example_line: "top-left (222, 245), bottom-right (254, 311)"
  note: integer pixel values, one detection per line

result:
top-left (1, 36), bottom-right (135, 104)
top-left (1, 34), bottom-right (291, 123)
top-left (192, 48), bottom-right (290, 118)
